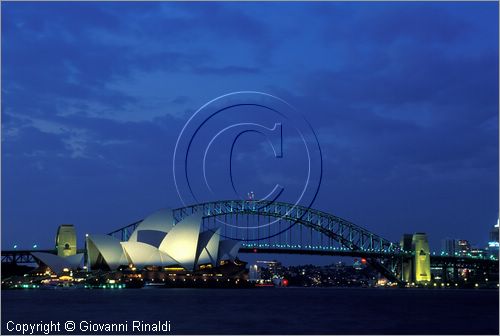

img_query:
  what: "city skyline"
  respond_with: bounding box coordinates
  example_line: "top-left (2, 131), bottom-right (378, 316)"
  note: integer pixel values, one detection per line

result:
top-left (2, 2), bottom-right (498, 255)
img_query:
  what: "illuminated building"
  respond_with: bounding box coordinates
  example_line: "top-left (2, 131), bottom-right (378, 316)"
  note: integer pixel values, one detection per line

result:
top-left (249, 264), bottom-right (261, 281)
top-left (412, 233), bottom-right (431, 283)
top-left (55, 224), bottom-right (77, 257)
top-left (32, 252), bottom-right (84, 275)
top-left (470, 248), bottom-right (485, 258)
top-left (441, 238), bottom-right (456, 256)
top-left (400, 233), bottom-right (431, 283)
top-left (32, 224), bottom-right (83, 275)
top-left (256, 260), bottom-right (281, 274)
top-left (86, 210), bottom-right (240, 271)
top-left (457, 240), bottom-right (471, 257)
top-left (487, 218), bottom-right (499, 257)
top-left (353, 259), bottom-right (363, 270)
top-left (87, 234), bottom-right (128, 270)
top-left (490, 218), bottom-right (499, 242)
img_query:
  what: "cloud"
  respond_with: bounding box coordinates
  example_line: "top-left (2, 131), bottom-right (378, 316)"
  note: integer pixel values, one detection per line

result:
top-left (2, 2), bottom-right (498, 251)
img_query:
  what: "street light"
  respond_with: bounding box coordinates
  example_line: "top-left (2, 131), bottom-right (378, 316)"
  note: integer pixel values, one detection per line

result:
top-left (13, 244), bottom-right (18, 249)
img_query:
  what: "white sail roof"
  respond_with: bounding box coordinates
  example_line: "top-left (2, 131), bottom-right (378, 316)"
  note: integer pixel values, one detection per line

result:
top-left (87, 234), bottom-right (127, 270)
top-left (196, 228), bottom-right (220, 267)
top-left (158, 212), bottom-right (203, 270)
top-left (65, 253), bottom-right (84, 267)
top-left (83, 209), bottom-right (242, 271)
top-left (218, 240), bottom-right (241, 261)
top-left (128, 209), bottom-right (174, 246)
top-left (32, 252), bottom-right (83, 275)
top-left (121, 241), bottom-right (178, 268)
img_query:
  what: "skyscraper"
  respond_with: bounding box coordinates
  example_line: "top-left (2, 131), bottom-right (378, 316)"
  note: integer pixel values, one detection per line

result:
top-left (457, 240), bottom-right (471, 257)
top-left (441, 238), bottom-right (456, 255)
top-left (487, 218), bottom-right (499, 257)
top-left (489, 218), bottom-right (499, 243)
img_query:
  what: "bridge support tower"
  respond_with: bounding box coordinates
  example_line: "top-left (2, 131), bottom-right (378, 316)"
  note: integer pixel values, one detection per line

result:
top-left (56, 224), bottom-right (77, 257)
top-left (400, 233), bottom-right (431, 284)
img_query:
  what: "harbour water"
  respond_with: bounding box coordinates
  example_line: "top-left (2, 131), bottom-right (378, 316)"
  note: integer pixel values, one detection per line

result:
top-left (2, 287), bottom-right (498, 334)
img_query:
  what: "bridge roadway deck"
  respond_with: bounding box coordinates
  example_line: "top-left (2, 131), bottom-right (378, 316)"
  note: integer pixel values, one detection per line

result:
top-left (238, 247), bottom-right (402, 258)
top-left (1, 247), bottom-right (399, 263)
top-left (3, 248), bottom-right (497, 267)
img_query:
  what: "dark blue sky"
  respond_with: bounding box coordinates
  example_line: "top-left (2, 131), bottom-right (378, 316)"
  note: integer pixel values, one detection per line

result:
top-left (2, 2), bottom-right (498, 258)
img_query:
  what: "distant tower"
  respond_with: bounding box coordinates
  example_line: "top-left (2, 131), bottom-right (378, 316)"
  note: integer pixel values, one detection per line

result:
top-left (412, 233), bottom-right (431, 283)
top-left (249, 264), bottom-right (261, 281)
top-left (490, 218), bottom-right (499, 243)
top-left (55, 224), bottom-right (77, 257)
top-left (441, 238), bottom-right (456, 255)
top-left (487, 217), bottom-right (499, 257)
top-left (457, 240), bottom-right (471, 257)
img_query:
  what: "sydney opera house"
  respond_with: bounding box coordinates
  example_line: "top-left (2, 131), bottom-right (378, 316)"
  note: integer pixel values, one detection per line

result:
top-left (31, 210), bottom-right (246, 286)
top-left (86, 210), bottom-right (241, 272)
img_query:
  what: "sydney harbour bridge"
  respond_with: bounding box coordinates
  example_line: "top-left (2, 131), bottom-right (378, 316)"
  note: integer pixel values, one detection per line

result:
top-left (2, 200), bottom-right (498, 286)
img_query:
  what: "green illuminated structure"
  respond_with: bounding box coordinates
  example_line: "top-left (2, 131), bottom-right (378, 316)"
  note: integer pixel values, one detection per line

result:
top-left (412, 233), bottom-right (431, 283)
top-left (400, 233), bottom-right (431, 284)
top-left (56, 224), bottom-right (77, 257)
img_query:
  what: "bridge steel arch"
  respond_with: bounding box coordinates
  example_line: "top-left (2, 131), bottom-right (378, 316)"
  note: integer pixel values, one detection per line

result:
top-left (110, 200), bottom-right (399, 252)
top-left (172, 200), bottom-right (398, 252)
top-left (109, 200), bottom-right (405, 284)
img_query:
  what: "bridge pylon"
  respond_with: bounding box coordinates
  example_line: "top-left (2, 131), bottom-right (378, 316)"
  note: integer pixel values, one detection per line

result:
top-left (399, 233), bottom-right (431, 284)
